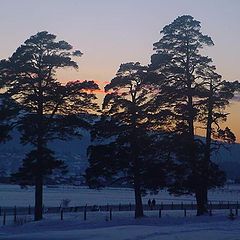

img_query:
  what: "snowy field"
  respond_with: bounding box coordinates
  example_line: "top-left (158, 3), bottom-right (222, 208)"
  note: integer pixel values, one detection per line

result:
top-left (1, 211), bottom-right (240, 239)
top-left (1, 184), bottom-right (240, 239)
top-left (0, 184), bottom-right (240, 207)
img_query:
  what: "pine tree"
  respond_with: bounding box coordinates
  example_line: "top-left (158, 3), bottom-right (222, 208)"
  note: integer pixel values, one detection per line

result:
top-left (198, 69), bottom-right (238, 207)
top-left (1, 31), bottom-right (99, 220)
top-left (167, 71), bottom-right (238, 215)
top-left (150, 15), bottom-right (222, 215)
top-left (86, 62), bottom-right (169, 218)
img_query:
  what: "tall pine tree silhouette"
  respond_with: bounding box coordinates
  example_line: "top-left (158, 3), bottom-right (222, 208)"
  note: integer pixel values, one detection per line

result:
top-left (150, 15), bottom-right (227, 215)
top-left (86, 62), bottom-right (169, 218)
top-left (1, 31), bottom-right (99, 220)
top-left (198, 68), bottom-right (238, 207)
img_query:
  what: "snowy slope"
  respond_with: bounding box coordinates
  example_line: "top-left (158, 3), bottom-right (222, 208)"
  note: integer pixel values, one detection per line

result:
top-left (1, 185), bottom-right (240, 239)
top-left (0, 130), bottom-right (91, 177)
top-left (0, 130), bottom-right (240, 179)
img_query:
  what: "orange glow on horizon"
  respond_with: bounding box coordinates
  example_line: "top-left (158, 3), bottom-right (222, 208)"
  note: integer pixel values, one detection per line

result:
top-left (58, 75), bottom-right (240, 143)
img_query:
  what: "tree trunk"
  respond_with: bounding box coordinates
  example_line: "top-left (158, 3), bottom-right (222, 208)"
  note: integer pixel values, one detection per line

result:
top-left (134, 180), bottom-right (144, 218)
top-left (202, 80), bottom-right (213, 212)
top-left (203, 187), bottom-right (208, 208)
top-left (129, 94), bottom-right (144, 218)
top-left (34, 174), bottom-right (43, 221)
top-left (196, 187), bottom-right (208, 216)
top-left (185, 48), bottom-right (208, 216)
top-left (35, 83), bottom-right (44, 221)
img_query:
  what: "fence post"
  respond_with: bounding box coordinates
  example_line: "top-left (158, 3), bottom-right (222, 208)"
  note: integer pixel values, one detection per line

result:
top-left (110, 208), bottom-right (112, 220)
top-left (84, 206), bottom-right (87, 221)
top-left (14, 206), bottom-right (17, 223)
top-left (60, 209), bottom-right (63, 220)
top-left (3, 211), bottom-right (6, 225)
top-left (171, 202), bottom-right (174, 210)
top-left (159, 209), bottom-right (161, 218)
top-left (235, 208), bottom-right (238, 216)
top-left (161, 202), bottom-right (163, 210)
top-left (106, 204), bottom-right (109, 211)
top-left (184, 208), bottom-right (186, 217)
top-left (129, 203), bottom-right (131, 211)
top-left (28, 205), bottom-right (31, 215)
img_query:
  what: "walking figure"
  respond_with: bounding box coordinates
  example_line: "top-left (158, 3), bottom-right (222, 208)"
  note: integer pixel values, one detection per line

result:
top-left (152, 199), bottom-right (156, 209)
top-left (148, 199), bottom-right (151, 208)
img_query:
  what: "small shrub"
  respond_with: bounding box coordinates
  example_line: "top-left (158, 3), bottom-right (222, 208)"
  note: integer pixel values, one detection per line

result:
top-left (60, 199), bottom-right (71, 208)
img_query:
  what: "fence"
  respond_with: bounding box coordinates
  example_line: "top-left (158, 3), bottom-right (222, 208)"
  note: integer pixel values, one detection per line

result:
top-left (1, 201), bottom-right (239, 217)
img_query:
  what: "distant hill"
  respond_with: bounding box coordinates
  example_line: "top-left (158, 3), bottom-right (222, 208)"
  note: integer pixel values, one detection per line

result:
top-left (0, 130), bottom-right (239, 181)
top-left (0, 130), bottom-right (91, 181)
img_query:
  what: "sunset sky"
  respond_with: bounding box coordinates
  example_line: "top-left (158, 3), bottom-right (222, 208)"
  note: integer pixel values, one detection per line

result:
top-left (0, 0), bottom-right (239, 141)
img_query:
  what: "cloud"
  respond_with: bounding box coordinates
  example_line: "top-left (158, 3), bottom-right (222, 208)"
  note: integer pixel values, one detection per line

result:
top-left (92, 89), bottom-right (106, 94)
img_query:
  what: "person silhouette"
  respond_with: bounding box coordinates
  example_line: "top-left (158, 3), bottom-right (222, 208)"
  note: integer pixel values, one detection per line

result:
top-left (152, 199), bottom-right (156, 209)
top-left (148, 199), bottom-right (151, 208)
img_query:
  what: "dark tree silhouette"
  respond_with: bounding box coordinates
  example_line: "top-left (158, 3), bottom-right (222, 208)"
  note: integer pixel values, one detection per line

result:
top-left (198, 70), bottom-right (238, 207)
top-left (150, 15), bottom-right (225, 215)
top-left (0, 93), bottom-right (19, 143)
top-left (168, 71), bottom-right (238, 215)
top-left (1, 31), bottom-right (99, 221)
top-left (167, 135), bottom-right (226, 201)
top-left (0, 63), bottom-right (19, 143)
top-left (86, 62), bottom-right (169, 218)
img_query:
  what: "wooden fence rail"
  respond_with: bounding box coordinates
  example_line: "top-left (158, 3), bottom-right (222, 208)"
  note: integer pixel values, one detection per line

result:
top-left (1, 201), bottom-right (239, 216)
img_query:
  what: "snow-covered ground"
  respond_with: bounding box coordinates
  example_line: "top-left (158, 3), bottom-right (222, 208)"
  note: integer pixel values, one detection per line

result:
top-left (0, 184), bottom-right (240, 207)
top-left (1, 184), bottom-right (240, 239)
top-left (0, 211), bottom-right (240, 240)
